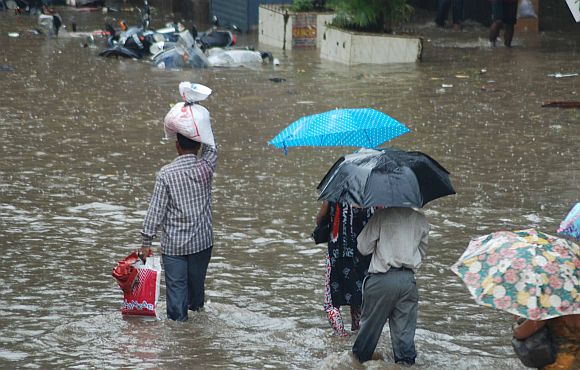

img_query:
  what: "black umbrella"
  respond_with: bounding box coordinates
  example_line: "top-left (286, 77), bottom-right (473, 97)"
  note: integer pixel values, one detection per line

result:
top-left (317, 148), bottom-right (456, 208)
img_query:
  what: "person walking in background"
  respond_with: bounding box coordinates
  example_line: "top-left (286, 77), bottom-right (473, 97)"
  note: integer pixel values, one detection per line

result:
top-left (435, 0), bottom-right (464, 31)
top-left (316, 201), bottom-right (373, 337)
top-left (489, 0), bottom-right (518, 47)
top-left (140, 82), bottom-right (217, 321)
top-left (352, 207), bottom-right (430, 365)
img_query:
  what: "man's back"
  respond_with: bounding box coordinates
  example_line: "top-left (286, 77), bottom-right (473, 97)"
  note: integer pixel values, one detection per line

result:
top-left (142, 145), bottom-right (217, 255)
top-left (357, 207), bottom-right (429, 273)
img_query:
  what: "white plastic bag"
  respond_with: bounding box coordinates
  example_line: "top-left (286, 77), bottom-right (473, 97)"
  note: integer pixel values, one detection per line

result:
top-left (163, 102), bottom-right (215, 147)
top-left (517, 0), bottom-right (537, 19)
top-left (178, 82), bottom-right (212, 103)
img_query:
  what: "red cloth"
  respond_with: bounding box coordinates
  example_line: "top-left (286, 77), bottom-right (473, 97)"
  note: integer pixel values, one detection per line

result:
top-left (332, 204), bottom-right (341, 241)
top-left (112, 252), bottom-right (140, 293)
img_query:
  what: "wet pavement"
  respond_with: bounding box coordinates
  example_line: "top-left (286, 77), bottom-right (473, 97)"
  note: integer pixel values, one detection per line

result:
top-left (1, 7), bottom-right (579, 369)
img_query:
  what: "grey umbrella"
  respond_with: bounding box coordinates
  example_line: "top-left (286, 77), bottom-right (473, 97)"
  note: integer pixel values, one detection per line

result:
top-left (317, 148), bottom-right (456, 208)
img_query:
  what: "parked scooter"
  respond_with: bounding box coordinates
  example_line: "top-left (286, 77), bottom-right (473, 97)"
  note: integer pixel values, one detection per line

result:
top-left (153, 43), bottom-right (210, 69)
top-left (192, 16), bottom-right (239, 51)
top-left (6, 0), bottom-right (42, 14)
top-left (99, 18), bottom-right (158, 59)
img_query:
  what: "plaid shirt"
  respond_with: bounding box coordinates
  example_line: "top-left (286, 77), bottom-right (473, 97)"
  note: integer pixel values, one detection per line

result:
top-left (141, 145), bottom-right (218, 255)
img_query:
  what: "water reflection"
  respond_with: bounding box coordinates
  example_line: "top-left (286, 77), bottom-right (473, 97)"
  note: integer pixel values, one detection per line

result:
top-left (1, 8), bottom-right (579, 369)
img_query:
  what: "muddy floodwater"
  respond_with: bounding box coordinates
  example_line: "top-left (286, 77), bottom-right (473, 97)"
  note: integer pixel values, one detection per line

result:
top-left (1, 8), bottom-right (579, 369)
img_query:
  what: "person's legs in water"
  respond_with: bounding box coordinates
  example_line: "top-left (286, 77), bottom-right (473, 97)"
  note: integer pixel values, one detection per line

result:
top-left (350, 305), bottom-right (362, 331)
top-left (323, 255), bottom-right (348, 336)
top-left (435, 0), bottom-right (450, 27)
top-left (489, 0), bottom-right (504, 45)
top-left (327, 306), bottom-right (348, 336)
top-left (451, 0), bottom-right (464, 30)
top-left (502, 0), bottom-right (518, 47)
top-left (388, 270), bottom-right (419, 365)
top-left (162, 254), bottom-right (189, 321)
top-left (489, 20), bottom-right (503, 45)
top-left (352, 273), bottom-right (397, 363)
top-left (187, 247), bottom-right (212, 312)
top-left (504, 24), bottom-right (514, 47)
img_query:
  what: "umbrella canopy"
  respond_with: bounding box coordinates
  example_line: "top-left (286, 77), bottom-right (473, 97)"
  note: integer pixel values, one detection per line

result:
top-left (451, 228), bottom-right (580, 320)
top-left (558, 202), bottom-right (580, 240)
top-left (316, 148), bottom-right (455, 208)
top-left (565, 0), bottom-right (580, 22)
top-left (268, 108), bottom-right (410, 152)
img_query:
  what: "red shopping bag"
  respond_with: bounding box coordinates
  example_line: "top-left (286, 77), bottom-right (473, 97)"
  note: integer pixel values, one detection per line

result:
top-left (112, 251), bottom-right (161, 317)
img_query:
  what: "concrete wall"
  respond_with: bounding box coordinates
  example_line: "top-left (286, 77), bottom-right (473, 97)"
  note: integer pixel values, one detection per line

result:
top-left (320, 27), bottom-right (422, 65)
top-left (258, 5), bottom-right (292, 49)
top-left (258, 5), bottom-right (335, 49)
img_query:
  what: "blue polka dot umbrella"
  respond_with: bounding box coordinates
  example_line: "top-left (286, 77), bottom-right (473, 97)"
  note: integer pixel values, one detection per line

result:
top-left (268, 108), bottom-right (410, 154)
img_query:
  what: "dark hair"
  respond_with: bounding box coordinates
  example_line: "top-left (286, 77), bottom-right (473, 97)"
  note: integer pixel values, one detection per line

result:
top-left (177, 133), bottom-right (201, 151)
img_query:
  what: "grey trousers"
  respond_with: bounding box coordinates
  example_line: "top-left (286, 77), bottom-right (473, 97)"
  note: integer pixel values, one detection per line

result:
top-left (352, 268), bottom-right (418, 364)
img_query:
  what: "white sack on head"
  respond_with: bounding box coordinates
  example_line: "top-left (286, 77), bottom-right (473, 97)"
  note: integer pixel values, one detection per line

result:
top-left (179, 82), bottom-right (212, 103)
top-left (163, 102), bottom-right (215, 147)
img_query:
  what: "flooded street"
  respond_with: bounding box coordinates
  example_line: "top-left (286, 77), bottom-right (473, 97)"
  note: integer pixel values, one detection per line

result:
top-left (1, 8), bottom-right (579, 369)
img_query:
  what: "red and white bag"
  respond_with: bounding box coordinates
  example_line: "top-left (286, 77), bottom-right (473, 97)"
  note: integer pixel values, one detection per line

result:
top-left (112, 252), bottom-right (161, 317)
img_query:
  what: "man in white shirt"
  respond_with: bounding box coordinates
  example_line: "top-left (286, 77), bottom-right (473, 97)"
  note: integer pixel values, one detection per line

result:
top-left (352, 207), bottom-right (430, 365)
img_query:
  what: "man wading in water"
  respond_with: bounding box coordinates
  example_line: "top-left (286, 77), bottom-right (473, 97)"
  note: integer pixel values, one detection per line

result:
top-left (140, 82), bottom-right (217, 321)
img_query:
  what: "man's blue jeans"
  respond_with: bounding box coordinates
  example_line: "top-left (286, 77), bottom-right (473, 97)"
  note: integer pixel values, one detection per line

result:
top-left (162, 247), bottom-right (212, 321)
top-left (352, 268), bottom-right (418, 364)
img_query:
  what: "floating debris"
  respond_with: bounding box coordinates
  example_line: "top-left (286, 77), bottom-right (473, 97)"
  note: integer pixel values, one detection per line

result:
top-left (547, 73), bottom-right (578, 78)
top-left (541, 101), bottom-right (580, 108)
top-left (8, 32), bottom-right (19, 37)
top-left (269, 77), bottom-right (286, 83)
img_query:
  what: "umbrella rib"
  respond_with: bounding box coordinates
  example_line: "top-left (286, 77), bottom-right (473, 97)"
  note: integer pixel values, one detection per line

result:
top-left (283, 127), bottom-right (405, 148)
top-left (363, 130), bottom-right (374, 148)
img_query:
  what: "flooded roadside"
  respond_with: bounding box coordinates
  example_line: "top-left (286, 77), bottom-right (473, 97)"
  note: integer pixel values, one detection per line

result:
top-left (1, 7), bottom-right (579, 369)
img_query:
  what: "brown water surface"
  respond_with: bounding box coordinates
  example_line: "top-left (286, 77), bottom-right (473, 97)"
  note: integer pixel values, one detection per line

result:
top-left (0, 9), bottom-right (579, 369)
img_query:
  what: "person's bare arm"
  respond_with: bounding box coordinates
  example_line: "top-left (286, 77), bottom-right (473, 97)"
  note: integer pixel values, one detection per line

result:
top-left (513, 318), bottom-right (546, 340)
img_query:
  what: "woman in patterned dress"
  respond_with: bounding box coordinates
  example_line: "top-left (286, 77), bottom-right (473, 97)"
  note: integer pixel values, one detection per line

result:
top-left (316, 201), bottom-right (373, 336)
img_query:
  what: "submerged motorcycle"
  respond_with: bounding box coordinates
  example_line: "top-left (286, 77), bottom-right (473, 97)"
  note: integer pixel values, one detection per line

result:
top-left (192, 16), bottom-right (239, 51)
top-left (99, 17), bottom-right (161, 59)
top-left (153, 43), bottom-right (273, 69)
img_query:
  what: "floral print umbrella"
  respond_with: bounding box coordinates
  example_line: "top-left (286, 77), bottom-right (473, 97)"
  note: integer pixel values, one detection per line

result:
top-left (451, 228), bottom-right (580, 320)
top-left (558, 202), bottom-right (580, 241)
